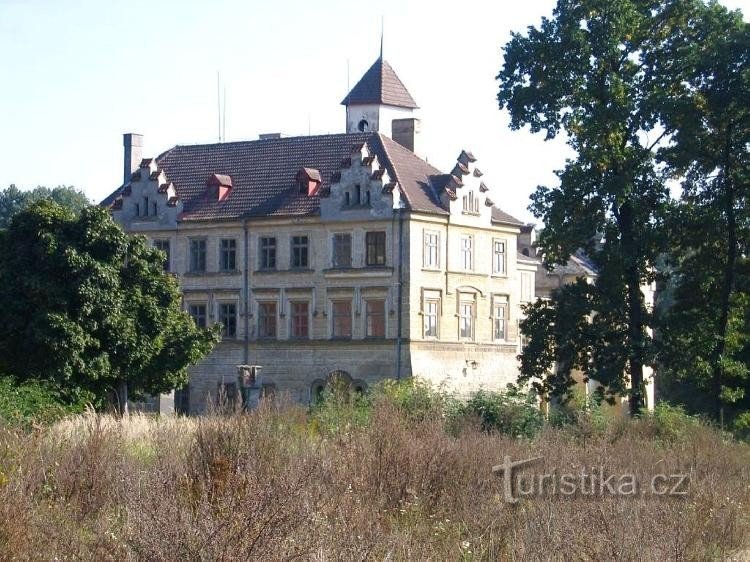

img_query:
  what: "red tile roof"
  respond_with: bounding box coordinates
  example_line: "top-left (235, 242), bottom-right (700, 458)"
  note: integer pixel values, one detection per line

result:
top-left (342, 58), bottom-right (418, 109)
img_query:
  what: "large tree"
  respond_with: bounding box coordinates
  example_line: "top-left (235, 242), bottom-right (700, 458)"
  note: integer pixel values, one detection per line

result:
top-left (0, 201), bottom-right (220, 412)
top-left (498, 0), bottom-right (707, 413)
top-left (0, 184), bottom-right (90, 229)
top-left (656, 4), bottom-right (749, 424)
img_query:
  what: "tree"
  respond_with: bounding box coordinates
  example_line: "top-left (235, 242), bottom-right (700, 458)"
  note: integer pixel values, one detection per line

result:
top-left (498, 0), bottom-right (706, 414)
top-left (655, 5), bottom-right (749, 424)
top-left (0, 201), bottom-right (220, 413)
top-left (0, 184), bottom-right (90, 229)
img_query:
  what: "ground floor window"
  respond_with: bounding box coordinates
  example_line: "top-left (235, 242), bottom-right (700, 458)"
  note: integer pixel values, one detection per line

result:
top-left (365, 299), bottom-right (385, 338)
top-left (257, 301), bottom-right (277, 339)
top-left (331, 300), bottom-right (352, 338)
top-left (459, 301), bottom-right (474, 340)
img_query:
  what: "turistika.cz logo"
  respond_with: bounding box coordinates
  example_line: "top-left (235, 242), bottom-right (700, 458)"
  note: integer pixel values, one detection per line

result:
top-left (492, 455), bottom-right (691, 504)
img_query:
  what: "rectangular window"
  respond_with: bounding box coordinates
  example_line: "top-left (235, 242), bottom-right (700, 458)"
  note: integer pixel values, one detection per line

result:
top-left (291, 235), bottom-right (309, 269)
top-left (220, 239), bottom-right (237, 272)
top-left (188, 303), bottom-right (207, 328)
top-left (153, 239), bottom-right (170, 271)
top-left (366, 231), bottom-right (386, 266)
top-left (460, 235), bottom-right (473, 271)
top-left (218, 303), bottom-right (237, 338)
top-left (290, 301), bottom-right (309, 338)
top-left (151, 201), bottom-right (157, 216)
top-left (521, 271), bottom-right (534, 302)
top-left (189, 239), bottom-right (206, 272)
top-left (424, 300), bottom-right (439, 338)
top-left (257, 302), bottom-right (277, 339)
top-left (332, 233), bottom-right (352, 268)
top-left (259, 237), bottom-right (277, 269)
top-left (331, 300), bottom-right (352, 338)
top-left (459, 302), bottom-right (474, 340)
top-left (493, 239), bottom-right (506, 275)
top-left (493, 302), bottom-right (507, 341)
top-left (423, 231), bottom-right (439, 269)
top-left (365, 299), bottom-right (385, 338)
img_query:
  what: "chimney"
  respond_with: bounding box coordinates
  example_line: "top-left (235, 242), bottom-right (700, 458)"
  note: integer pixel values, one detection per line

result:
top-left (123, 133), bottom-right (143, 184)
top-left (259, 133), bottom-right (282, 140)
top-left (391, 118), bottom-right (420, 154)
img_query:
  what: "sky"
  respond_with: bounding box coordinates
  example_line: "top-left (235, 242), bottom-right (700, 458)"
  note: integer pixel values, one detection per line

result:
top-left (1, 0), bottom-right (748, 223)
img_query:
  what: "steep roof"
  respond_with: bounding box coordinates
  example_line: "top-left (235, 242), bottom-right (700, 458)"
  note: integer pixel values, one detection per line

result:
top-left (342, 58), bottom-right (418, 109)
top-left (102, 132), bottom-right (447, 221)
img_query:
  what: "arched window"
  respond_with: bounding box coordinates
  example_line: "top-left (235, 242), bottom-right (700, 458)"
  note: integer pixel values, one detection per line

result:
top-left (358, 119), bottom-right (369, 132)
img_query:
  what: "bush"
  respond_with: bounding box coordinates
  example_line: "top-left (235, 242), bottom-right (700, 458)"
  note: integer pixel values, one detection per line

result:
top-left (309, 376), bottom-right (371, 435)
top-left (462, 386), bottom-right (544, 439)
top-left (640, 403), bottom-right (700, 442)
top-left (370, 377), bottom-right (456, 422)
top-left (732, 412), bottom-right (750, 441)
top-left (0, 376), bottom-right (83, 428)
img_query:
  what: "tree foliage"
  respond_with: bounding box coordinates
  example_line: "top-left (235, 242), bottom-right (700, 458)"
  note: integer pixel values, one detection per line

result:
top-left (0, 184), bottom-right (90, 229)
top-left (0, 201), bottom-right (220, 409)
top-left (497, 0), bottom-right (701, 413)
top-left (655, 4), bottom-right (750, 422)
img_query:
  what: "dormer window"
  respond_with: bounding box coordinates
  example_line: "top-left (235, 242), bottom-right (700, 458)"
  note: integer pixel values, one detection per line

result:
top-left (296, 168), bottom-right (321, 197)
top-left (207, 174), bottom-right (233, 202)
top-left (358, 119), bottom-right (369, 132)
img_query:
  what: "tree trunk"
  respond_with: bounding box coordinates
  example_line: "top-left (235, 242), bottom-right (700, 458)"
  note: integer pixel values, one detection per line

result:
top-left (619, 200), bottom-right (646, 416)
top-left (116, 379), bottom-right (129, 417)
top-left (712, 153), bottom-right (737, 425)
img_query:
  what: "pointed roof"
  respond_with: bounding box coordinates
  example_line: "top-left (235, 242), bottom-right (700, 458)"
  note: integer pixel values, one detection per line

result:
top-left (342, 58), bottom-right (418, 109)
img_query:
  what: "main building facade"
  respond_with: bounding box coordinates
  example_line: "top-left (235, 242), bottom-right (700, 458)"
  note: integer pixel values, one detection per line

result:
top-left (104, 58), bottom-right (538, 413)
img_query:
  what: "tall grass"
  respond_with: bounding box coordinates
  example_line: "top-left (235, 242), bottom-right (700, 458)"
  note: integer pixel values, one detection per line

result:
top-left (0, 385), bottom-right (748, 560)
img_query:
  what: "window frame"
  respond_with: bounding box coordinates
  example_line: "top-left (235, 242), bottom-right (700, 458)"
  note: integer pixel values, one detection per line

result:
top-left (332, 233), bottom-right (352, 268)
top-left (257, 301), bottom-right (277, 339)
top-left (492, 238), bottom-right (507, 275)
top-left (365, 299), bottom-right (386, 338)
top-left (459, 235), bottom-right (473, 271)
top-left (188, 302), bottom-right (207, 328)
top-left (424, 298), bottom-right (440, 339)
top-left (153, 239), bottom-right (171, 271)
top-left (259, 236), bottom-right (277, 270)
top-left (458, 300), bottom-right (475, 341)
top-left (331, 299), bottom-right (352, 339)
top-left (218, 302), bottom-right (237, 338)
top-left (492, 299), bottom-right (507, 342)
top-left (365, 231), bottom-right (386, 267)
top-left (289, 301), bottom-right (310, 339)
top-left (189, 238), bottom-right (207, 273)
top-left (219, 238), bottom-right (237, 272)
top-left (423, 230), bottom-right (440, 269)
top-left (290, 235), bottom-right (309, 269)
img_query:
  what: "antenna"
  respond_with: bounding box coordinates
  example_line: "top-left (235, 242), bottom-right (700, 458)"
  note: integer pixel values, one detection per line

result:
top-left (223, 87), bottom-right (227, 142)
top-left (217, 72), bottom-right (221, 142)
top-left (345, 58), bottom-right (350, 132)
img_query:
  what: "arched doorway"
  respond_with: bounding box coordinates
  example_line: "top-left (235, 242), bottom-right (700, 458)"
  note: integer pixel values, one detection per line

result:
top-left (309, 370), bottom-right (368, 403)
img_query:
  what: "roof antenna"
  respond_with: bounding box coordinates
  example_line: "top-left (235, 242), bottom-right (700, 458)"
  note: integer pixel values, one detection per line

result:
top-left (223, 86), bottom-right (227, 142)
top-left (217, 72), bottom-right (221, 142)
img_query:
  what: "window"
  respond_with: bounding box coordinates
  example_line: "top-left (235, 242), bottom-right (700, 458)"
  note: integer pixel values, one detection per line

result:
top-left (366, 231), bottom-right (386, 266)
top-left (259, 237), bottom-right (276, 269)
top-left (291, 236), bottom-right (309, 269)
top-left (459, 302), bottom-right (474, 340)
top-left (290, 301), bottom-right (309, 338)
top-left (521, 271), bottom-right (534, 302)
top-left (424, 299), bottom-right (439, 338)
top-left (493, 239), bottom-right (506, 275)
top-left (151, 201), bottom-right (157, 216)
top-left (423, 231), bottom-right (439, 269)
top-left (331, 300), bottom-right (352, 338)
top-left (188, 303), bottom-right (207, 328)
top-left (493, 301), bottom-right (507, 341)
top-left (218, 303), bottom-right (237, 337)
top-left (460, 235), bottom-right (473, 271)
top-left (153, 239), bottom-right (170, 271)
top-left (135, 202), bottom-right (140, 216)
top-left (355, 184), bottom-right (361, 205)
top-left (366, 299), bottom-right (385, 338)
top-left (143, 197), bottom-right (149, 216)
top-left (345, 192), bottom-right (350, 206)
top-left (257, 302), bottom-right (277, 339)
top-left (332, 233), bottom-right (351, 268)
top-left (189, 239), bottom-right (207, 272)
top-left (365, 190), bottom-right (371, 205)
top-left (220, 239), bottom-right (237, 272)
top-left (462, 191), bottom-right (480, 214)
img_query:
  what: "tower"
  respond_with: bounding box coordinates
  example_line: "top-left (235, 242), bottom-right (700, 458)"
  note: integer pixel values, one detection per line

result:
top-left (342, 58), bottom-right (418, 138)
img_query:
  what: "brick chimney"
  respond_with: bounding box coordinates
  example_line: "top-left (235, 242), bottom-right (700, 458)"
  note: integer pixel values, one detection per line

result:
top-left (391, 118), bottom-right (420, 155)
top-left (123, 133), bottom-right (143, 184)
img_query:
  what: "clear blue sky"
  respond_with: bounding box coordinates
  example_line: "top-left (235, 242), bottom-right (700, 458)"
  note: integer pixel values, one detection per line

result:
top-left (1, 0), bottom-right (747, 223)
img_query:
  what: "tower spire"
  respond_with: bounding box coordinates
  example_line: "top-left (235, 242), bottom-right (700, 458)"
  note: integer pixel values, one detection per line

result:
top-left (379, 16), bottom-right (384, 60)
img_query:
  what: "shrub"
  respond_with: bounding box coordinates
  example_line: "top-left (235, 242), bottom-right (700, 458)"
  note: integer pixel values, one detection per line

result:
top-left (370, 377), bottom-right (456, 422)
top-left (732, 412), bottom-right (750, 441)
top-left (0, 376), bottom-right (84, 428)
top-left (640, 403), bottom-right (700, 442)
top-left (462, 385), bottom-right (544, 438)
top-left (309, 376), bottom-right (371, 435)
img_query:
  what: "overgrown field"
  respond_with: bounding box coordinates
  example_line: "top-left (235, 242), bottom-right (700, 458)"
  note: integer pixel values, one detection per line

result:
top-left (0, 384), bottom-right (748, 560)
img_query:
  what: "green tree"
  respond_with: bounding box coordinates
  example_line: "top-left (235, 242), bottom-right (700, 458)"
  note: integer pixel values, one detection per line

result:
top-left (0, 184), bottom-right (90, 229)
top-left (0, 201), bottom-right (219, 413)
top-left (656, 5), bottom-right (749, 423)
top-left (498, 0), bottom-right (707, 414)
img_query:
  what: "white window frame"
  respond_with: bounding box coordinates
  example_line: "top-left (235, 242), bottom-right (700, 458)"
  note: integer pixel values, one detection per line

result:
top-left (492, 238), bottom-right (507, 275)
top-left (423, 230), bottom-right (440, 269)
top-left (458, 300), bottom-right (475, 341)
top-left (492, 296), bottom-right (508, 342)
top-left (460, 235), bottom-right (473, 271)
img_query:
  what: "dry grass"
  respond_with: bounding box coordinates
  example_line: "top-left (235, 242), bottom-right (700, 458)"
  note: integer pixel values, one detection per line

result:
top-left (0, 397), bottom-right (748, 561)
